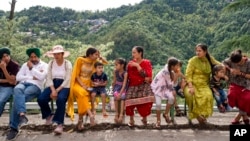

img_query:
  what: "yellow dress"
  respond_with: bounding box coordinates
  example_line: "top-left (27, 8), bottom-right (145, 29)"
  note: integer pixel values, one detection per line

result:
top-left (184, 56), bottom-right (220, 119)
top-left (67, 57), bottom-right (96, 121)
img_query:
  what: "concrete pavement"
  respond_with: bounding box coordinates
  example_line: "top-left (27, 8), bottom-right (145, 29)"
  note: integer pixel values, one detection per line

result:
top-left (0, 110), bottom-right (238, 132)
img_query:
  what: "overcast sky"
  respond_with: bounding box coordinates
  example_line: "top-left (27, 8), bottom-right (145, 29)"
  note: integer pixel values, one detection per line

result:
top-left (0, 0), bottom-right (143, 12)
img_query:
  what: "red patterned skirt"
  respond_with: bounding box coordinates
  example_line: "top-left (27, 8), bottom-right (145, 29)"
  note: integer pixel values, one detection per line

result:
top-left (228, 83), bottom-right (250, 116)
top-left (125, 82), bottom-right (155, 117)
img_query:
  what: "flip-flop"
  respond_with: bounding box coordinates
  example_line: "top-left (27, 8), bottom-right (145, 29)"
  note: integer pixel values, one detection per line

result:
top-left (163, 114), bottom-right (171, 123)
top-left (90, 116), bottom-right (96, 126)
top-left (77, 120), bottom-right (84, 131)
top-left (154, 121), bottom-right (161, 128)
top-left (128, 120), bottom-right (134, 127)
top-left (141, 119), bottom-right (148, 126)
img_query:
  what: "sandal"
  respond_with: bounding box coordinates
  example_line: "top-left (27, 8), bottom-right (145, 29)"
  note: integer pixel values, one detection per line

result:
top-left (175, 106), bottom-right (184, 117)
top-left (118, 115), bottom-right (124, 124)
top-left (77, 119), bottom-right (84, 131)
top-left (243, 119), bottom-right (249, 125)
top-left (163, 113), bottom-right (171, 124)
top-left (231, 119), bottom-right (241, 125)
top-left (128, 120), bottom-right (135, 127)
top-left (197, 115), bottom-right (206, 124)
top-left (90, 116), bottom-right (96, 126)
top-left (154, 121), bottom-right (161, 128)
top-left (141, 119), bottom-right (148, 126)
top-left (218, 106), bottom-right (225, 113)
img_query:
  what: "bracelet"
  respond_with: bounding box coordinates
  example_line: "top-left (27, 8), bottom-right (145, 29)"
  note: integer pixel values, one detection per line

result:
top-left (240, 72), bottom-right (246, 77)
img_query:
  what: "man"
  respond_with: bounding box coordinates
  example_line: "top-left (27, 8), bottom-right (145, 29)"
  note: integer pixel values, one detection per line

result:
top-left (6, 48), bottom-right (48, 141)
top-left (0, 47), bottom-right (19, 116)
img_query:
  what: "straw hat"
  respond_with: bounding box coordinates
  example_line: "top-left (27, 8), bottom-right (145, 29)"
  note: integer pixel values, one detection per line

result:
top-left (45, 45), bottom-right (70, 58)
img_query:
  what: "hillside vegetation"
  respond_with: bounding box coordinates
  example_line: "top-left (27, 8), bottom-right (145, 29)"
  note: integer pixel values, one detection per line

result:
top-left (0, 0), bottom-right (249, 65)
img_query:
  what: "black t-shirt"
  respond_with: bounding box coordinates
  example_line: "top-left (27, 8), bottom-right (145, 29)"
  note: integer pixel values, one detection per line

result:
top-left (91, 72), bottom-right (108, 88)
top-left (0, 60), bottom-right (19, 87)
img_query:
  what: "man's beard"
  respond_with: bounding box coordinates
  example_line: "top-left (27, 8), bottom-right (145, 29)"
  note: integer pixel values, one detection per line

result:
top-left (31, 60), bottom-right (39, 65)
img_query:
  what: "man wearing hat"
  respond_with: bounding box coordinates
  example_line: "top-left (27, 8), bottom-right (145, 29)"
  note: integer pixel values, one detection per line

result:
top-left (6, 47), bottom-right (48, 141)
top-left (0, 47), bottom-right (19, 116)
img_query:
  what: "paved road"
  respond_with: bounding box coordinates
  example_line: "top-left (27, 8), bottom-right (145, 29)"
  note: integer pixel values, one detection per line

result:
top-left (0, 129), bottom-right (229, 141)
top-left (0, 111), bottom-right (237, 141)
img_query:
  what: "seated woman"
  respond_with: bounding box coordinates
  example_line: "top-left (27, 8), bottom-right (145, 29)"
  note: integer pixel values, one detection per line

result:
top-left (223, 50), bottom-right (250, 125)
top-left (184, 44), bottom-right (220, 125)
top-left (67, 47), bottom-right (99, 131)
top-left (38, 45), bottom-right (72, 134)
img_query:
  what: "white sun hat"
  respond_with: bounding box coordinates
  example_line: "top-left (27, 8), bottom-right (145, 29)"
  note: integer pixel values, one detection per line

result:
top-left (45, 45), bottom-right (70, 58)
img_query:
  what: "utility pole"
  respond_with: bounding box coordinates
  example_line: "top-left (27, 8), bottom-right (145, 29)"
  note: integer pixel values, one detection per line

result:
top-left (9, 0), bottom-right (17, 20)
top-left (5, 0), bottom-right (17, 46)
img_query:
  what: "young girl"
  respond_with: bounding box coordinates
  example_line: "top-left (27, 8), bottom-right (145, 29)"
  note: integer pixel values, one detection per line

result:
top-left (151, 57), bottom-right (181, 127)
top-left (173, 60), bottom-right (186, 116)
top-left (112, 58), bottom-right (128, 124)
top-left (210, 64), bottom-right (230, 113)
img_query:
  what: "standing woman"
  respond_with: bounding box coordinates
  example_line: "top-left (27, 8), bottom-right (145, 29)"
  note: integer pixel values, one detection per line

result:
top-left (125, 46), bottom-right (155, 126)
top-left (38, 45), bottom-right (72, 134)
top-left (223, 50), bottom-right (250, 124)
top-left (184, 44), bottom-right (220, 124)
top-left (67, 47), bottom-right (98, 131)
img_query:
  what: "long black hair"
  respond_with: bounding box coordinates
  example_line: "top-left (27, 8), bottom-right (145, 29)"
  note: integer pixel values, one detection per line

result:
top-left (230, 49), bottom-right (242, 63)
top-left (84, 47), bottom-right (97, 57)
top-left (167, 57), bottom-right (179, 81)
top-left (133, 46), bottom-right (144, 58)
top-left (196, 43), bottom-right (213, 68)
top-left (115, 58), bottom-right (127, 71)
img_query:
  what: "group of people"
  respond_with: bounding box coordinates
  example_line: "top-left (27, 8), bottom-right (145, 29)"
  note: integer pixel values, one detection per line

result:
top-left (0, 44), bottom-right (249, 141)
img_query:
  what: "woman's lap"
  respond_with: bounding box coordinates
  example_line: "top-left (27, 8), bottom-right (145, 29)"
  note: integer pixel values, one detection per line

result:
top-left (228, 84), bottom-right (250, 115)
top-left (184, 86), bottom-right (213, 119)
top-left (72, 83), bottom-right (91, 115)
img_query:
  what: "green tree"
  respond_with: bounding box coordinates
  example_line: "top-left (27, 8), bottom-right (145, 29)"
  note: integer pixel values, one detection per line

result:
top-left (224, 0), bottom-right (250, 11)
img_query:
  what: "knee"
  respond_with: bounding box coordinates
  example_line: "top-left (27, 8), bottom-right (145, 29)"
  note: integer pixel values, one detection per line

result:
top-left (168, 96), bottom-right (175, 105)
top-left (13, 87), bottom-right (22, 95)
top-left (37, 96), bottom-right (46, 104)
top-left (56, 97), bottom-right (67, 104)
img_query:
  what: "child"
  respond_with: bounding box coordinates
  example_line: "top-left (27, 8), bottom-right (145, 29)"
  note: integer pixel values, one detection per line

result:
top-left (210, 64), bottom-right (230, 113)
top-left (112, 58), bottom-right (128, 124)
top-left (173, 60), bottom-right (186, 116)
top-left (151, 57), bottom-right (181, 127)
top-left (90, 62), bottom-right (108, 117)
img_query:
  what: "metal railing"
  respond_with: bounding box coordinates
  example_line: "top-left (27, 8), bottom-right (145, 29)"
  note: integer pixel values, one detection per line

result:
top-left (4, 101), bottom-right (238, 112)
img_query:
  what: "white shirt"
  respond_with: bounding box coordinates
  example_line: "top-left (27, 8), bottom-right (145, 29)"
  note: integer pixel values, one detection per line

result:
top-left (52, 61), bottom-right (66, 79)
top-left (16, 60), bottom-right (48, 89)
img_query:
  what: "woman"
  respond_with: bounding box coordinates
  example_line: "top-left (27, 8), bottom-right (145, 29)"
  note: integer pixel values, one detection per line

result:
top-left (184, 44), bottom-right (220, 124)
top-left (223, 50), bottom-right (250, 124)
top-left (38, 45), bottom-right (72, 134)
top-left (125, 46), bottom-right (155, 126)
top-left (67, 47), bottom-right (98, 130)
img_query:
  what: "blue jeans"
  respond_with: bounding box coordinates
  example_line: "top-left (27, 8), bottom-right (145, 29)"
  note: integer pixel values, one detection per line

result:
top-left (213, 89), bottom-right (228, 107)
top-left (10, 82), bottom-right (41, 130)
top-left (37, 79), bottom-right (69, 125)
top-left (0, 86), bottom-right (13, 116)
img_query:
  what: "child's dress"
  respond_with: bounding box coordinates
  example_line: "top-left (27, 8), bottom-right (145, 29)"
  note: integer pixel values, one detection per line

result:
top-left (151, 65), bottom-right (175, 104)
top-left (113, 71), bottom-right (127, 100)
